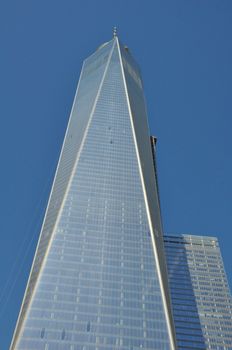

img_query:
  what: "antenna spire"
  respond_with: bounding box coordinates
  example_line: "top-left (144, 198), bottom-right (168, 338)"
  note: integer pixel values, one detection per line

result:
top-left (113, 27), bottom-right (117, 38)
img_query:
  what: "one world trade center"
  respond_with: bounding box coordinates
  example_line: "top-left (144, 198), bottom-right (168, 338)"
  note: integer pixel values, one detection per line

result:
top-left (11, 33), bottom-right (176, 350)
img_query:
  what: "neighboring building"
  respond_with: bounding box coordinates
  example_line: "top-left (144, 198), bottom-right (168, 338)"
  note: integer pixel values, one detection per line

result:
top-left (150, 136), bottom-right (232, 349)
top-left (11, 35), bottom-right (176, 349)
top-left (164, 234), bottom-right (232, 349)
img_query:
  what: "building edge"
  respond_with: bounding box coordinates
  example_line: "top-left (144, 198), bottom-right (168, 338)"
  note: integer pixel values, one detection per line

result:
top-left (116, 37), bottom-right (177, 350)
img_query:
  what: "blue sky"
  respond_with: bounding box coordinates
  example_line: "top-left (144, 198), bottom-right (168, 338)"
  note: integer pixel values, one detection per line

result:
top-left (0, 1), bottom-right (232, 348)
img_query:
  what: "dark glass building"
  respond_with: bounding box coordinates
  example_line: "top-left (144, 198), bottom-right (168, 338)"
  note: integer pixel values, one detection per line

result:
top-left (164, 234), bottom-right (232, 349)
top-left (11, 35), bottom-right (176, 349)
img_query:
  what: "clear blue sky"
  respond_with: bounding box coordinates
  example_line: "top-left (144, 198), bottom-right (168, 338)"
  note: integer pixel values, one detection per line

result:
top-left (0, 1), bottom-right (232, 348)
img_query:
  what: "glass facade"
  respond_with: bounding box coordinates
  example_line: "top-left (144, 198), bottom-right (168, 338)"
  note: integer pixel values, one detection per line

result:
top-left (11, 37), bottom-right (176, 349)
top-left (164, 234), bottom-right (232, 349)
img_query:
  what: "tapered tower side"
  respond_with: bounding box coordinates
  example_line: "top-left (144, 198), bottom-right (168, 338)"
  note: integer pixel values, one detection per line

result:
top-left (11, 40), bottom-right (115, 349)
top-left (117, 39), bottom-right (176, 349)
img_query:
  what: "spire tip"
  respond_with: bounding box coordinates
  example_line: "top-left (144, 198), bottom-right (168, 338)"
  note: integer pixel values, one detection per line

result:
top-left (113, 27), bottom-right (117, 38)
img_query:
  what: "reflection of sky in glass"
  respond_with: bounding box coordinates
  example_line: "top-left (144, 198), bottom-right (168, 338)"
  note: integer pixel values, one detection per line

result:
top-left (14, 39), bottom-right (171, 350)
top-left (165, 234), bottom-right (232, 349)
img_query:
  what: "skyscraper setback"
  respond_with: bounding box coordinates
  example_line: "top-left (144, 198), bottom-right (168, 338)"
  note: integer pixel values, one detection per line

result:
top-left (11, 35), bottom-right (176, 349)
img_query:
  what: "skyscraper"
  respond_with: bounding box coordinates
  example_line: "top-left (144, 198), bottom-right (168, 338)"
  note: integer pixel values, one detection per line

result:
top-left (11, 35), bottom-right (176, 349)
top-left (164, 234), bottom-right (232, 349)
